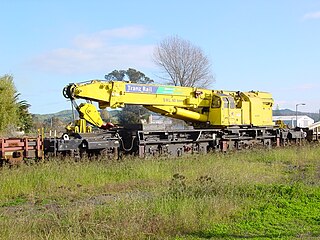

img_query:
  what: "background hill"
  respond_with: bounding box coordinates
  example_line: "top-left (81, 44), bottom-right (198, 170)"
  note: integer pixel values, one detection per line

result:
top-left (32, 109), bottom-right (120, 124)
top-left (273, 109), bottom-right (319, 122)
top-left (33, 110), bottom-right (75, 123)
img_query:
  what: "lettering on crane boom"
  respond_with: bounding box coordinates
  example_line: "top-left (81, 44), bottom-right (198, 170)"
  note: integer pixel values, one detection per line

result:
top-left (163, 98), bottom-right (183, 103)
top-left (126, 84), bottom-right (181, 95)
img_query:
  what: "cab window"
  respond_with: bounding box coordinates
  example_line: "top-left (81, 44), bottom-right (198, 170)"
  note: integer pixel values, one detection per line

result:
top-left (211, 95), bottom-right (221, 108)
top-left (227, 97), bottom-right (235, 109)
top-left (223, 98), bottom-right (229, 108)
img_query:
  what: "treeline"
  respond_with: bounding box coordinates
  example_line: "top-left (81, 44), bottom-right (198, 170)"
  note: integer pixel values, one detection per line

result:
top-left (0, 75), bottom-right (33, 136)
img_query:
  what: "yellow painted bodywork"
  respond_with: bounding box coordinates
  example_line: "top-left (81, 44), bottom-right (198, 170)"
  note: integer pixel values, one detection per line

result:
top-left (77, 103), bottom-right (104, 128)
top-left (66, 80), bottom-right (274, 128)
top-left (66, 119), bottom-right (92, 133)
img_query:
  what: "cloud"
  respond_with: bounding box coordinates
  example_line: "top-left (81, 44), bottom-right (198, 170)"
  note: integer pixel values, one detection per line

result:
top-left (294, 83), bottom-right (318, 91)
top-left (30, 26), bottom-right (156, 74)
top-left (303, 11), bottom-right (320, 20)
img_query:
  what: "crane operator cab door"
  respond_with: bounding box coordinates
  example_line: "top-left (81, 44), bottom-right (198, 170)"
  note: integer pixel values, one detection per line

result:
top-left (208, 93), bottom-right (241, 126)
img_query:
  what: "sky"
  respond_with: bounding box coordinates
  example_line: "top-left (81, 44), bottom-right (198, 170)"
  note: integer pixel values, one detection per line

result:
top-left (1, 0), bottom-right (320, 114)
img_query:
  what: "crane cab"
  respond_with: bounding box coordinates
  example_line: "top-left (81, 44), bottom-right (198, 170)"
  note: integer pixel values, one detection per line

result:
top-left (208, 91), bottom-right (274, 127)
top-left (208, 93), bottom-right (241, 126)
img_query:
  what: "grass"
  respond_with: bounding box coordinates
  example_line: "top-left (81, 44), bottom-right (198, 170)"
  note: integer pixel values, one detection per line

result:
top-left (1, 144), bottom-right (320, 239)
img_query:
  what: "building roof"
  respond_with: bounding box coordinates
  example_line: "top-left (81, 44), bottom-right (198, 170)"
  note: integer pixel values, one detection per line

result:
top-left (272, 115), bottom-right (313, 121)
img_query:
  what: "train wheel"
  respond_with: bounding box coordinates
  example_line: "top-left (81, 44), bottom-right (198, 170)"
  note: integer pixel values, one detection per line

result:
top-left (100, 147), bottom-right (119, 160)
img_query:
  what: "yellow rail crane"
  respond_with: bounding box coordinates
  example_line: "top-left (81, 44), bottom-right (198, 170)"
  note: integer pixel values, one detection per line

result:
top-left (44, 80), bottom-right (305, 158)
top-left (63, 80), bottom-right (274, 129)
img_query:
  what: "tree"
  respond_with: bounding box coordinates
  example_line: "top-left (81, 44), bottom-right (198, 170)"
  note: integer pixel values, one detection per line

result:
top-left (100, 109), bottom-right (110, 122)
top-left (15, 94), bottom-right (33, 133)
top-left (0, 75), bottom-right (19, 134)
top-left (104, 70), bottom-right (126, 81)
top-left (125, 68), bottom-right (154, 84)
top-left (0, 75), bottom-right (33, 135)
top-left (153, 35), bottom-right (214, 88)
top-left (117, 105), bottom-right (149, 126)
top-left (105, 68), bottom-right (154, 84)
top-left (105, 68), bottom-right (153, 125)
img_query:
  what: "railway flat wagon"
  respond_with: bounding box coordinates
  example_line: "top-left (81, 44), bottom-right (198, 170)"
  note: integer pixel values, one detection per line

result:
top-left (0, 137), bottom-right (43, 165)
